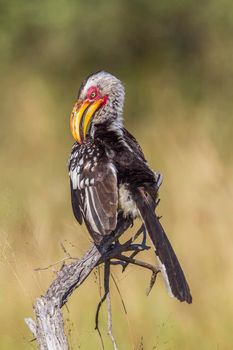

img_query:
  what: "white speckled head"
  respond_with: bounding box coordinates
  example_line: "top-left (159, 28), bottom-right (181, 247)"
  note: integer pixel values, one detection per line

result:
top-left (79, 71), bottom-right (125, 126)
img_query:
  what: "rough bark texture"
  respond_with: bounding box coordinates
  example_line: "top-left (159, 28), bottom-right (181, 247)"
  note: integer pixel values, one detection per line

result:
top-left (25, 220), bottom-right (132, 349)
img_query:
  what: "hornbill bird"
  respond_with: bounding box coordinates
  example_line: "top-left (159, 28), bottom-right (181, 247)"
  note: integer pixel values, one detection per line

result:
top-left (68, 71), bottom-right (192, 304)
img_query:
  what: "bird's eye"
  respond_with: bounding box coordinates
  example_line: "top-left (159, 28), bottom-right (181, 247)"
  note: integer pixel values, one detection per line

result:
top-left (90, 91), bottom-right (96, 99)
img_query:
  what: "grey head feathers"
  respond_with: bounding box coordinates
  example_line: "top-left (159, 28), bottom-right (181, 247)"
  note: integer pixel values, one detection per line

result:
top-left (78, 71), bottom-right (125, 128)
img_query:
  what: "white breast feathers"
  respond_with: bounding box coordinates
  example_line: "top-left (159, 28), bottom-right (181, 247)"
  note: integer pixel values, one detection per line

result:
top-left (118, 184), bottom-right (139, 219)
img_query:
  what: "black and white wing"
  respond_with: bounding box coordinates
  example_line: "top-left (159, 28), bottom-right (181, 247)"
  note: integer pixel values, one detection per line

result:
top-left (69, 142), bottom-right (118, 244)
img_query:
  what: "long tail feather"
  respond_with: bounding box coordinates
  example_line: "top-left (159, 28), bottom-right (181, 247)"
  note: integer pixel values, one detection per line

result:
top-left (135, 189), bottom-right (192, 304)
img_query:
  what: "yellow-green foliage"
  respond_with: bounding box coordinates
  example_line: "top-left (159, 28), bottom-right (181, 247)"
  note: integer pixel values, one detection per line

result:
top-left (0, 1), bottom-right (233, 349)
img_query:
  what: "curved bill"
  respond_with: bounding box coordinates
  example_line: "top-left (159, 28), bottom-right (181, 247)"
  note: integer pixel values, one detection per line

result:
top-left (70, 99), bottom-right (103, 143)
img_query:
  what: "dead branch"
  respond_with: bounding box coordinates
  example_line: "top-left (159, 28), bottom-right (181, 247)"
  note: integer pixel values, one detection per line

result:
top-left (25, 219), bottom-right (160, 349)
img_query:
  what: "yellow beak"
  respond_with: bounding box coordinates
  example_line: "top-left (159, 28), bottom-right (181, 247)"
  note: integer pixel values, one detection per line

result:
top-left (70, 99), bottom-right (103, 143)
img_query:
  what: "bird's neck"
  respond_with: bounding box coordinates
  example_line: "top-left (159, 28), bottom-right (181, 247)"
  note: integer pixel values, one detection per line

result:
top-left (91, 118), bottom-right (124, 141)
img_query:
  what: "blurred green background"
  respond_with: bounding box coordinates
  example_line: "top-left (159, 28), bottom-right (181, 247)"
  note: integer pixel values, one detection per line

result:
top-left (0, 0), bottom-right (233, 349)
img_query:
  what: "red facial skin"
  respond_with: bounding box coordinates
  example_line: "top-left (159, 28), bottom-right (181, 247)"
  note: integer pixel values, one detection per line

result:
top-left (85, 86), bottom-right (108, 106)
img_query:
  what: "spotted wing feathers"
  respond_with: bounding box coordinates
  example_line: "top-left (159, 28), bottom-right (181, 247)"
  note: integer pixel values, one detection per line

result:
top-left (69, 149), bottom-right (118, 243)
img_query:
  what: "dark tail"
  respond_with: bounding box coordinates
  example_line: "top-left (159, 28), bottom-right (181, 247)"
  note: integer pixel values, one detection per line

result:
top-left (135, 189), bottom-right (192, 304)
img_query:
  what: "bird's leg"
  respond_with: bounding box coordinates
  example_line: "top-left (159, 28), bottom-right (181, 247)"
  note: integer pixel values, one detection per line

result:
top-left (128, 172), bottom-right (162, 249)
top-left (133, 223), bottom-right (147, 247)
top-left (109, 216), bottom-right (134, 250)
top-left (114, 224), bottom-right (148, 253)
top-left (97, 216), bottom-right (132, 254)
top-left (102, 218), bottom-right (147, 258)
top-left (99, 240), bottom-right (150, 266)
top-left (120, 224), bottom-right (148, 272)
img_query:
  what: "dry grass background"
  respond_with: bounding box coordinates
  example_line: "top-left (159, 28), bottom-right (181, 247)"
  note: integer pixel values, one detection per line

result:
top-left (1, 1), bottom-right (233, 349)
